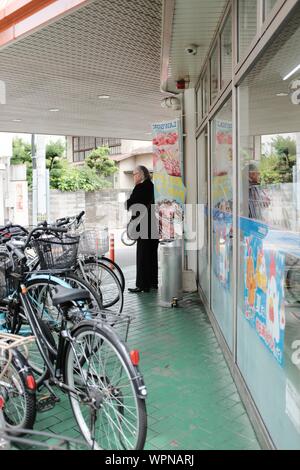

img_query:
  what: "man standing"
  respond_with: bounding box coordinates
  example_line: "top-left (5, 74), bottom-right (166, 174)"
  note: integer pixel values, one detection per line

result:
top-left (126, 166), bottom-right (159, 293)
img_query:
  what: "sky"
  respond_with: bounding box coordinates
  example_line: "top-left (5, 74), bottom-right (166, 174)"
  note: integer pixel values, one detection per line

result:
top-left (12, 133), bottom-right (65, 145)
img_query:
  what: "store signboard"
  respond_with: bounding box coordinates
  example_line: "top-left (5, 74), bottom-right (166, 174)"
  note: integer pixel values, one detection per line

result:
top-left (212, 119), bottom-right (233, 290)
top-left (152, 119), bottom-right (186, 240)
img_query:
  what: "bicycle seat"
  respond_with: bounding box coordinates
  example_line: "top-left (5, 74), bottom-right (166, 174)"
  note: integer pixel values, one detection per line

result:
top-left (52, 286), bottom-right (91, 307)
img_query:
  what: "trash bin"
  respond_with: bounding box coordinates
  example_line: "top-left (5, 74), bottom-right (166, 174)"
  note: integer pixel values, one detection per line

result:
top-left (159, 239), bottom-right (183, 307)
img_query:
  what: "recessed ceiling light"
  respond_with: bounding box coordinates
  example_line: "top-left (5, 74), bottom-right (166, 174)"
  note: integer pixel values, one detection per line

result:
top-left (276, 93), bottom-right (288, 97)
top-left (12, 119), bottom-right (21, 122)
top-left (98, 95), bottom-right (110, 99)
top-left (49, 108), bottom-right (59, 112)
top-left (283, 64), bottom-right (300, 81)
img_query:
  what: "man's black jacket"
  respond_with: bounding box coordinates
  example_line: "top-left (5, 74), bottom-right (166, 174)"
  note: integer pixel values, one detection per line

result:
top-left (126, 179), bottom-right (158, 239)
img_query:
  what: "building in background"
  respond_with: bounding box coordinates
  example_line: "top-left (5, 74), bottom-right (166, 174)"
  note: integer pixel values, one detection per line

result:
top-left (66, 137), bottom-right (153, 189)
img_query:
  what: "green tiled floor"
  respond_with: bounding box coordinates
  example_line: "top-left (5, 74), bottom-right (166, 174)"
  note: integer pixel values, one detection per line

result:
top-left (18, 270), bottom-right (261, 450)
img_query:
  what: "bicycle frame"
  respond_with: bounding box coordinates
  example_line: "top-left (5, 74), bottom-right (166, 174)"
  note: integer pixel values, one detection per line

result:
top-left (18, 284), bottom-right (90, 400)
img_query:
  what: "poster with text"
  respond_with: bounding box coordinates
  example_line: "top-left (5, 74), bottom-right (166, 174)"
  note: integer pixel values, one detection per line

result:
top-left (212, 119), bottom-right (233, 290)
top-left (152, 119), bottom-right (186, 240)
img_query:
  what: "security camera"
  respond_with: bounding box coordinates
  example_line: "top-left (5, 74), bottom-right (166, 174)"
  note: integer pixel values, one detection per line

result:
top-left (161, 97), bottom-right (181, 111)
top-left (185, 44), bottom-right (197, 56)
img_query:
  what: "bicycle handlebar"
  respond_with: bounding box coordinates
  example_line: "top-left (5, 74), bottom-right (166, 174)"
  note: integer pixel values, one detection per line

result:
top-left (6, 241), bottom-right (26, 261)
top-left (76, 211), bottom-right (85, 222)
top-left (54, 211), bottom-right (85, 228)
top-left (0, 223), bottom-right (29, 235)
top-left (24, 226), bottom-right (68, 248)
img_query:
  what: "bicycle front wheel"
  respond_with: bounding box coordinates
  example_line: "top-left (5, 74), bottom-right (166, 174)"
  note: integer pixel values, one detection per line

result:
top-left (64, 323), bottom-right (147, 450)
top-left (0, 353), bottom-right (36, 432)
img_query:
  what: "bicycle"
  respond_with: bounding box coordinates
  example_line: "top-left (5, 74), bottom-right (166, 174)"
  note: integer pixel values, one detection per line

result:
top-left (0, 226), bottom-right (104, 335)
top-left (1, 216), bottom-right (124, 313)
top-left (55, 212), bottom-right (125, 294)
top-left (1, 241), bottom-right (147, 450)
top-left (121, 222), bottom-right (137, 247)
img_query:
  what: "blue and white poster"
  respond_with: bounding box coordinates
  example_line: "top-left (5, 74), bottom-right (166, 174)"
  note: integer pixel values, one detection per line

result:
top-left (244, 222), bottom-right (286, 365)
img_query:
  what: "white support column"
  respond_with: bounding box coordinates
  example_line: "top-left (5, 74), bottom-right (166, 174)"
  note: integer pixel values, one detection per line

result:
top-left (183, 88), bottom-right (197, 274)
top-left (296, 133), bottom-right (300, 231)
top-left (0, 166), bottom-right (5, 225)
top-left (0, 133), bottom-right (13, 224)
top-left (35, 135), bottom-right (48, 223)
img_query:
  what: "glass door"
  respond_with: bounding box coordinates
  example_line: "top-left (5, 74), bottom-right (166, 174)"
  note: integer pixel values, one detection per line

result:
top-left (211, 97), bottom-right (234, 350)
top-left (197, 127), bottom-right (209, 302)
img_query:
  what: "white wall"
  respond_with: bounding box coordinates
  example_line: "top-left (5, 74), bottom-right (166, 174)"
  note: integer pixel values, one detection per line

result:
top-left (184, 88), bottom-right (197, 274)
top-left (119, 156), bottom-right (136, 189)
top-left (66, 136), bottom-right (73, 162)
top-left (0, 133), bottom-right (13, 158)
top-left (136, 153), bottom-right (153, 170)
top-left (121, 140), bottom-right (151, 154)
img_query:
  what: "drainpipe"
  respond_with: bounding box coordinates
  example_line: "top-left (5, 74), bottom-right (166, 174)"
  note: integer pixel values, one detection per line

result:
top-left (161, 1), bottom-right (190, 269)
top-left (161, 0), bottom-right (179, 97)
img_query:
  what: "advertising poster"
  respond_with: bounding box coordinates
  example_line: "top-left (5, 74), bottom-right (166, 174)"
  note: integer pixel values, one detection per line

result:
top-left (244, 225), bottom-right (286, 365)
top-left (212, 119), bottom-right (233, 289)
top-left (152, 119), bottom-right (186, 240)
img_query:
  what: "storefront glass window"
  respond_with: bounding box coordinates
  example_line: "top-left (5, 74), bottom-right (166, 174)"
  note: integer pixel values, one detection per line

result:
top-left (264, 0), bottom-right (278, 20)
top-left (202, 68), bottom-right (209, 116)
top-left (238, 0), bottom-right (258, 61)
top-left (197, 129), bottom-right (209, 301)
top-left (197, 86), bottom-right (202, 126)
top-left (238, 3), bottom-right (300, 448)
top-left (211, 97), bottom-right (233, 349)
top-left (221, 13), bottom-right (232, 87)
top-left (210, 45), bottom-right (219, 104)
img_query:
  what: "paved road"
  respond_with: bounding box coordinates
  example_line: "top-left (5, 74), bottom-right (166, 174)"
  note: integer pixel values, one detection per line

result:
top-left (110, 228), bottom-right (136, 269)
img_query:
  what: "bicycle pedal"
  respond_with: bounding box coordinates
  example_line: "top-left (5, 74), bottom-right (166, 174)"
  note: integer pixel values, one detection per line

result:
top-left (37, 394), bottom-right (59, 412)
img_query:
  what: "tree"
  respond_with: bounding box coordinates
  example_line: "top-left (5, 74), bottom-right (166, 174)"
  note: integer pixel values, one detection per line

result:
top-left (271, 135), bottom-right (296, 160)
top-left (259, 135), bottom-right (297, 184)
top-left (52, 160), bottom-right (111, 192)
top-left (85, 146), bottom-right (118, 177)
top-left (10, 138), bottom-right (113, 192)
top-left (11, 137), bottom-right (32, 164)
top-left (11, 137), bottom-right (33, 185)
top-left (46, 140), bottom-right (65, 171)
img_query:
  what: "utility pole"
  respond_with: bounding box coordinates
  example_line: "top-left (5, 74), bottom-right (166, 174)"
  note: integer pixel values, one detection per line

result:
top-left (32, 134), bottom-right (37, 226)
top-left (32, 135), bottom-right (48, 224)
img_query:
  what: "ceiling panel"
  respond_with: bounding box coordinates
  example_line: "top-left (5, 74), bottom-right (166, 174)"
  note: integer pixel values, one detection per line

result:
top-left (0, 0), bottom-right (174, 139)
top-left (166, 0), bottom-right (227, 91)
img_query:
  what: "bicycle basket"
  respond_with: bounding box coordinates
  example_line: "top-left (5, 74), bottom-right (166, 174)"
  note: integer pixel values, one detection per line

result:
top-left (78, 228), bottom-right (109, 257)
top-left (90, 310), bottom-right (132, 342)
top-left (32, 234), bottom-right (79, 270)
top-left (0, 425), bottom-right (90, 450)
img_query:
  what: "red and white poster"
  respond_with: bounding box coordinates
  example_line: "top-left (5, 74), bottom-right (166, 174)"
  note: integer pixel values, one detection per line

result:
top-left (152, 119), bottom-right (186, 240)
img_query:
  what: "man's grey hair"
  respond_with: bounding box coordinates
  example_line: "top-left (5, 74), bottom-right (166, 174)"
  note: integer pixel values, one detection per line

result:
top-left (136, 165), bottom-right (151, 180)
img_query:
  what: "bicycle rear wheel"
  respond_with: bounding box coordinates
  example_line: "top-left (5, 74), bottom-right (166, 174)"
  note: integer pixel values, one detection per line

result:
top-left (64, 323), bottom-right (147, 450)
top-left (100, 257), bottom-right (125, 292)
top-left (75, 259), bottom-right (123, 313)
